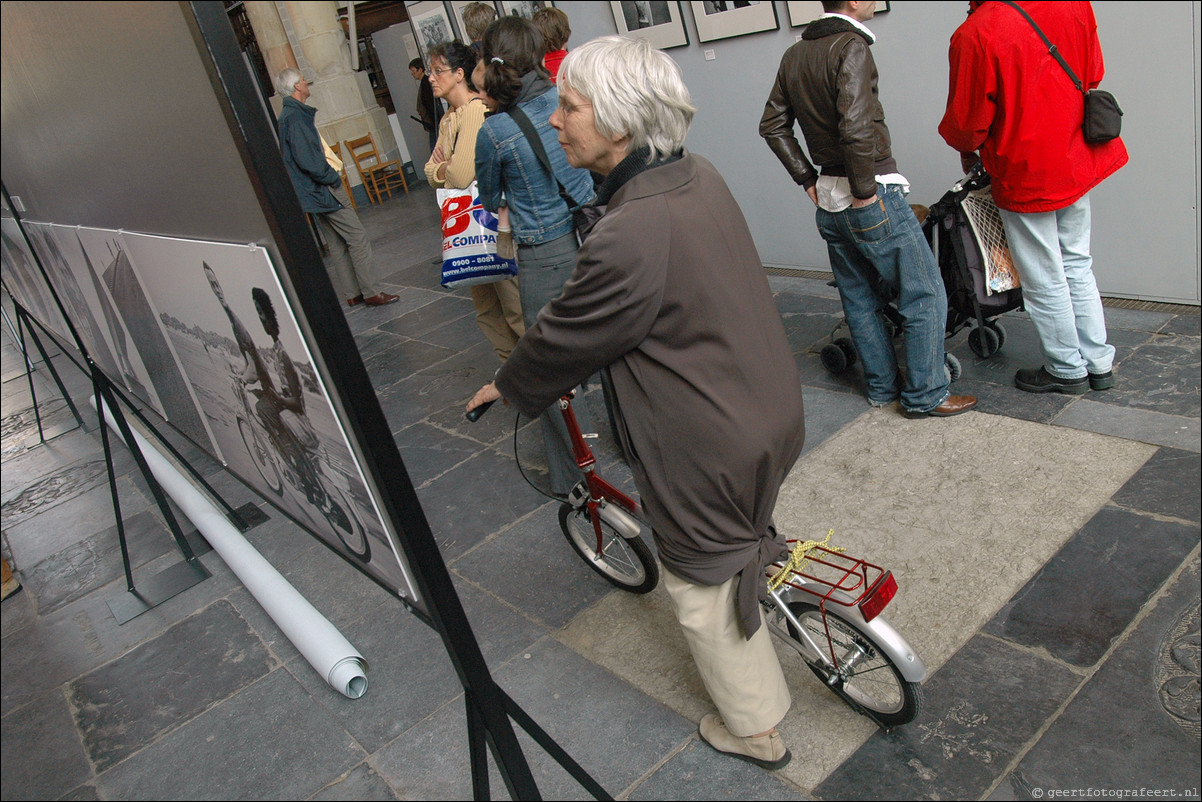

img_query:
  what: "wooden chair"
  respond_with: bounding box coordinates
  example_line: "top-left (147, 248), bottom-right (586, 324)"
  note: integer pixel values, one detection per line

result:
top-left (344, 133), bottom-right (408, 204)
top-left (328, 141), bottom-right (357, 210)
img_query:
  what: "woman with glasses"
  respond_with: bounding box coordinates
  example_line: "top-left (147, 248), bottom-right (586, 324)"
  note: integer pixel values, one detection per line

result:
top-left (468, 36), bottom-right (805, 773)
top-left (424, 41), bottom-right (525, 362)
top-left (473, 16), bottom-right (595, 498)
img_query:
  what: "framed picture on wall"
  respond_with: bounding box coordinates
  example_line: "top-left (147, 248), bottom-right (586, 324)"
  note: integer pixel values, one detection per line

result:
top-left (499, 0), bottom-right (546, 19)
top-left (691, 1), bottom-right (780, 43)
top-left (611, 2), bottom-right (689, 49)
top-left (408, 1), bottom-right (456, 63)
top-left (448, 0), bottom-right (497, 42)
top-left (788, 1), bottom-right (890, 27)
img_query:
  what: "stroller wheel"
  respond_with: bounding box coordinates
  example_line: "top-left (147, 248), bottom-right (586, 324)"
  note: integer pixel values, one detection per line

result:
top-left (987, 320), bottom-right (1007, 350)
top-left (968, 324), bottom-right (1002, 358)
top-left (821, 338), bottom-right (857, 374)
top-left (945, 353), bottom-right (963, 383)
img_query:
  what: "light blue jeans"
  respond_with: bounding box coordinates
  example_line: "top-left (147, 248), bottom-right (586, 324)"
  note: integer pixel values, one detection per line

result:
top-left (816, 185), bottom-right (950, 413)
top-left (998, 195), bottom-right (1114, 380)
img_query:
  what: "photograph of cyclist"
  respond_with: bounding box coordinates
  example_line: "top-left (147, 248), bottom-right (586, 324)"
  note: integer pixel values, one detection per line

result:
top-left (119, 231), bottom-right (414, 597)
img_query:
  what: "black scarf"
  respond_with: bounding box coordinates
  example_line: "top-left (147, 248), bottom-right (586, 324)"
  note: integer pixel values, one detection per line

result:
top-left (594, 146), bottom-right (683, 206)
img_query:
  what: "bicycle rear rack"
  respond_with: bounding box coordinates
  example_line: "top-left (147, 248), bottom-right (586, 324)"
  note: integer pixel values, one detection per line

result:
top-left (766, 539), bottom-right (897, 622)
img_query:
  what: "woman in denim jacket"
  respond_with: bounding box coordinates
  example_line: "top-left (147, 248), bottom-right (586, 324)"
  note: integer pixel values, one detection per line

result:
top-left (474, 16), bottom-right (596, 497)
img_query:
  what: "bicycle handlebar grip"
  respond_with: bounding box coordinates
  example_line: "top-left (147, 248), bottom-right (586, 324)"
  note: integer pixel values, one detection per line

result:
top-left (465, 399), bottom-right (496, 423)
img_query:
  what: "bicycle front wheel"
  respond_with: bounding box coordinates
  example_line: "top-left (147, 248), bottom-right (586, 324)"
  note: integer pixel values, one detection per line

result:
top-left (786, 601), bottom-right (921, 727)
top-left (558, 503), bottom-right (658, 594)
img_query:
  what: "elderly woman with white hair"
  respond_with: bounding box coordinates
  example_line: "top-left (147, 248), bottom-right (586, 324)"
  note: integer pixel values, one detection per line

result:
top-left (467, 36), bottom-right (805, 771)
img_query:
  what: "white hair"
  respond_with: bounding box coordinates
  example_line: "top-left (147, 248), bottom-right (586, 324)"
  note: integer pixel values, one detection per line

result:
top-left (558, 36), bottom-right (695, 162)
top-left (274, 67), bottom-right (303, 98)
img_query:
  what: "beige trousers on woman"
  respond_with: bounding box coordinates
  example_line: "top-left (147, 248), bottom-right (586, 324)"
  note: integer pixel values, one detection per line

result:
top-left (662, 566), bottom-right (792, 737)
top-left (470, 276), bottom-right (525, 361)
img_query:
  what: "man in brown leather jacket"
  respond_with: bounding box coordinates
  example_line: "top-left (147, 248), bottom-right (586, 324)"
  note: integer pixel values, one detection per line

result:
top-left (759, 0), bottom-right (976, 418)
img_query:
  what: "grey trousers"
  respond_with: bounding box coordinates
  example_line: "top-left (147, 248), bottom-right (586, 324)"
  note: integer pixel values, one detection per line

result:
top-left (517, 234), bottom-right (588, 495)
top-left (318, 185), bottom-right (379, 300)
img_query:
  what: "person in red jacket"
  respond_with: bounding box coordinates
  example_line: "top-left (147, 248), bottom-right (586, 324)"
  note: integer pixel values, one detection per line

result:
top-left (939, 1), bottom-right (1127, 394)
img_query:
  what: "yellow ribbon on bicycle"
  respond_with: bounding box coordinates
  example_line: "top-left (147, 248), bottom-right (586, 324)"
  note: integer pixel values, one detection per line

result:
top-left (767, 529), bottom-right (845, 592)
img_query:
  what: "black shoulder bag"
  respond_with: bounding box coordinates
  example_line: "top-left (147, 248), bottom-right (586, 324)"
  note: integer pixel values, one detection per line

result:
top-left (1001, 0), bottom-right (1122, 144)
top-left (507, 106), bottom-right (591, 239)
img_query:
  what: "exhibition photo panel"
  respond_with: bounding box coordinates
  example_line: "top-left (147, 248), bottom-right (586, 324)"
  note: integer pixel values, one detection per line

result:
top-left (121, 231), bottom-right (418, 601)
top-left (75, 226), bottom-right (217, 453)
top-left (1, 216), bottom-right (74, 350)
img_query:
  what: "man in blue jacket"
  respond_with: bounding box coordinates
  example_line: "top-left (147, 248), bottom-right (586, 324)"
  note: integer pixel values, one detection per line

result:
top-left (275, 68), bottom-right (397, 308)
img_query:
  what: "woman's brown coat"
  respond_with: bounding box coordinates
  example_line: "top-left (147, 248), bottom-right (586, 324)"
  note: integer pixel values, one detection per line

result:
top-left (495, 153), bottom-right (805, 636)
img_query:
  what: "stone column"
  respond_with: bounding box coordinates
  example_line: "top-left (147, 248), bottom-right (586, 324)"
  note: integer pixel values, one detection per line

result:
top-left (243, 1), bottom-right (401, 189)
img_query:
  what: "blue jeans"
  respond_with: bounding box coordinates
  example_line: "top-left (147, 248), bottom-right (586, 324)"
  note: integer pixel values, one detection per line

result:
top-left (816, 185), bottom-right (950, 412)
top-left (998, 196), bottom-right (1114, 380)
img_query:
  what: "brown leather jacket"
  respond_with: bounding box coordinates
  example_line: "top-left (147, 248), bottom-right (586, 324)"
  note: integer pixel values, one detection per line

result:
top-left (759, 16), bottom-right (896, 201)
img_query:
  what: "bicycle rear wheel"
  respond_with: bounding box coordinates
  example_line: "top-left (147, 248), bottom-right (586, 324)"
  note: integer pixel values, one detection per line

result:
top-left (785, 601), bottom-right (921, 727)
top-left (558, 502), bottom-right (658, 594)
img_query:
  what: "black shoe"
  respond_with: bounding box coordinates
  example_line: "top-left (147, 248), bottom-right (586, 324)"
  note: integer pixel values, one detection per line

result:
top-left (1088, 370), bottom-right (1114, 391)
top-left (1015, 367), bottom-right (1089, 395)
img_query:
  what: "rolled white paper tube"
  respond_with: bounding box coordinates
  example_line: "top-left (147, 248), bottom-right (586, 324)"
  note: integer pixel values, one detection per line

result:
top-left (92, 395), bottom-right (369, 699)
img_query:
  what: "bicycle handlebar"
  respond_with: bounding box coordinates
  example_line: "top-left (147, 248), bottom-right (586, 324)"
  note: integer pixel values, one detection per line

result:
top-left (465, 399), bottom-right (496, 422)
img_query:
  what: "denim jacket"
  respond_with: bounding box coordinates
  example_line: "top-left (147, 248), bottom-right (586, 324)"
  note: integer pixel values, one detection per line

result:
top-left (475, 87), bottom-right (595, 245)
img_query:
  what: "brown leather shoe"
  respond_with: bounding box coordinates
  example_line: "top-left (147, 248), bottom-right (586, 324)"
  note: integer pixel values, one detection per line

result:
top-left (904, 394), bottom-right (977, 418)
top-left (347, 294), bottom-right (364, 307)
top-left (362, 292), bottom-right (399, 307)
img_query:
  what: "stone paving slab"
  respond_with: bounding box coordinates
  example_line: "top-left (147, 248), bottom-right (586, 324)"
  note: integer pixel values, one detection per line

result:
top-left (987, 555), bottom-right (1201, 801)
top-left (93, 668), bottom-right (366, 801)
top-left (815, 635), bottom-right (1082, 800)
top-left (67, 599), bottom-right (276, 771)
top-left (984, 506), bottom-right (1199, 667)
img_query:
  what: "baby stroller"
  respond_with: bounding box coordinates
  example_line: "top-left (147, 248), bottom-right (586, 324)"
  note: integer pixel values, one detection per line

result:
top-left (819, 163), bottom-right (1022, 375)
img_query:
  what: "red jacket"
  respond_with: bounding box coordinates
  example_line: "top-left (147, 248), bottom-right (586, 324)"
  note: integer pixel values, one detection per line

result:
top-left (938, 1), bottom-right (1127, 213)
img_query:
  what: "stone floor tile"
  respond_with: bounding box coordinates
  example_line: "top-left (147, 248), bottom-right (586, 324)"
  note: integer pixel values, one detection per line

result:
top-left (629, 739), bottom-right (810, 801)
top-left (991, 557), bottom-right (1201, 800)
top-left (815, 635), bottom-right (1080, 800)
top-left (984, 506), bottom-right (1200, 667)
top-left (1053, 398), bottom-right (1202, 453)
top-left (68, 599), bottom-right (275, 770)
top-left (0, 688), bottom-right (93, 801)
top-left (1110, 446), bottom-right (1200, 522)
top-left (308, 762), bottom-right (400, 801)
top-left (449, 501), bottom-right (638, 630)
top-left (94, 668), bottom-right (366, 801)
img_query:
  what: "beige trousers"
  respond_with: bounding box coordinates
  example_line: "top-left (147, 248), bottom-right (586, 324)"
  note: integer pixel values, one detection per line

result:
top-left (663, 567), bottom-right (792, 737)
top-left (470, 277), bottom-right (525, 361)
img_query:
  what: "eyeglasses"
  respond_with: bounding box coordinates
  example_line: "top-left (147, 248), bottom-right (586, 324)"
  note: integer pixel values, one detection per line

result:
top-left (428, 67), bottom-right (453, 79)
top-left (557, 100), bottom-right (592, 116)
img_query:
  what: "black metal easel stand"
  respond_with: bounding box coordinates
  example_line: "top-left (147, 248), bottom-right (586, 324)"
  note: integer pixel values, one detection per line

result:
top-left (91, 367), bottom-right (213, 624)
top-left (11, 302), bottom-right (83, 443)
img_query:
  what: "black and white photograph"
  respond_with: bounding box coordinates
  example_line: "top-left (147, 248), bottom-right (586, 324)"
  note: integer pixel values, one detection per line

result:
top-left (122, 231), bottom-right (418, 600)
top-left (499, 0), bottom-right (544, 20)
top-left (690, 0), bottom-right (778, 41)
top-left (76, 226), bottom-right (217, 455)
top-left (610, 1), bottom-right (688, 49)
top-left (1, 216), bottom-right (73, 348)
top-left (409, 1), bottom-right (455, 63)
top-left (787, 0), bottom-right (888, 26)
top-left (23, 221), bottom-right (150, 404)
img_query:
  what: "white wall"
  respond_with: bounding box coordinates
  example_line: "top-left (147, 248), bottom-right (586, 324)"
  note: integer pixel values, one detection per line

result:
top-left (562, 1), bottom-right (1200, 305)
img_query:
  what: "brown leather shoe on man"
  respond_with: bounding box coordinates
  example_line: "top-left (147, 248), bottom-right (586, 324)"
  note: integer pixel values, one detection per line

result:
top-left (347, 294), bottom-right (364, 307)
top-left (698, 713), bottom-right (791, 771)
top-left (903, 394), bottom-right (977, 419)
top-left (363, 292), bottom-right (399, 307)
